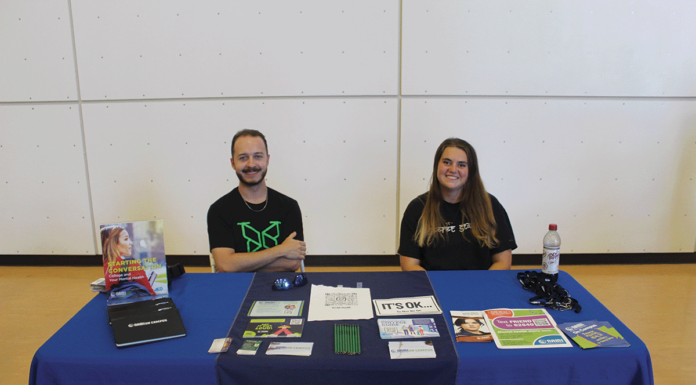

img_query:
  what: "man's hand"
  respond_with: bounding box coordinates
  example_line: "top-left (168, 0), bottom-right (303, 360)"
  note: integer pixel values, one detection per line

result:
top-left (279, 232), bottom-right (306, 260)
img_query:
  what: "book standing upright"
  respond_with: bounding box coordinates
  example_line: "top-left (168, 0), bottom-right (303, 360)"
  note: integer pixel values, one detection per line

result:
top-left (100, 220), bottom-right (186, 347)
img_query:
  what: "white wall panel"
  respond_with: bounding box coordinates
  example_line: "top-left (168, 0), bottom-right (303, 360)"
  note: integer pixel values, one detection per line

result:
top-left (72, 0), bottom-right (399, 100)
top-left (83, 99), bottom-right (398, 255)
top-left (0, 105), bottom-right (94, 254)
top-left (3, 1), bottom-right (695, 259)
top-left (400, 98), bottom-right (696, 255)
top-left (0, 1), bottom-right (78, 102)
top-left (402, 0), bottom-right (696, 97)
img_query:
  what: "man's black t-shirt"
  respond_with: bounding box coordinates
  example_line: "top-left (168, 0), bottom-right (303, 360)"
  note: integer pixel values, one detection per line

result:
top-left (398, 193), bottom-right (516, 270)
top-left (207, 187), bottom-right (303, 253)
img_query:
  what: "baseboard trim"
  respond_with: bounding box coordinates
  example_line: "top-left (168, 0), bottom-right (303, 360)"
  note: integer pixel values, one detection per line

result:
top-left (1, 252), bottom-right (694, 267)
top-left (511, 253), bottom-right (696, 265)
top-left (0, 254), bottom-right (211, 267)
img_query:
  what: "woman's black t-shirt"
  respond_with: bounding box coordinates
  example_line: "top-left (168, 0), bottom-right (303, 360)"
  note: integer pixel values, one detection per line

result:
top-left (398, 193), bottom-right (516, 270)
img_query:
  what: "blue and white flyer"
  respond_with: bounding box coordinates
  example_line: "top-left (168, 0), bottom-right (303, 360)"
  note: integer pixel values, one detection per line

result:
top-left (558, 320), bottom-right (630, 349)
top-left (378, 318), bottom-right (440, 339)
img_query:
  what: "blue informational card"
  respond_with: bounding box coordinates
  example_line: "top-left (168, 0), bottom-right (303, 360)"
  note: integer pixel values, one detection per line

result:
top-left (377, 318), bottom-right (440, 339)
top-left (558, 320), bottom-right (630, 349)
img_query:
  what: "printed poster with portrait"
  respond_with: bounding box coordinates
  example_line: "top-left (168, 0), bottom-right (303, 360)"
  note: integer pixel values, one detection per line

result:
top-left (450, 311), bottom-right (493, 342)
top-left (100, 220), bottom-right (168, 305)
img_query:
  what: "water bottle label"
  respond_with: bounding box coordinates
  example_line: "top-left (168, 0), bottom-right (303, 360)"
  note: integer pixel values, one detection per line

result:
top-left (542, 247), bottom-right (560, 274)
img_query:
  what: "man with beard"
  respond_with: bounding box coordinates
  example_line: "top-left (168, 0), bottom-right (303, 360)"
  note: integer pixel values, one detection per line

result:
top-left (207, 129), bottom-right (306, 272)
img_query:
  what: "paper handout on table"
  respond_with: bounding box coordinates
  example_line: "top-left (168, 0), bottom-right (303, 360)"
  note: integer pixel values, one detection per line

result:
top-left (388, 341), bottom-right (436, 359)
top-left (266, 342), bottom-right (314, 356)
top-left (237, 340), bottom-right (262, 355)
top-left (208, 338), bottom-right (232, 353)
top-left (450, 311), bottom-right (493, 342)
top-left (483, 308), bottom-right (572, 349)
top-left (558, 320), bottom-right (630, 349)
top-left (378, 318), bottom-right (440, 339)
top-left (307, 284), bottom-right (374, 321)
top-left (243, 318), bottom-right (304, 338)
top-left (373, 296), bottom-right (442, 316)
top-left (248, 301), bottom-right (304, 317)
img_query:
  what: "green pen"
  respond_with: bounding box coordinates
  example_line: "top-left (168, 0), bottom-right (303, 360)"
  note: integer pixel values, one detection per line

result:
top-left (356, 324), bottom-right (361, 354)
top-left (349, 324), bottom-right (353, 354)
top-left (341, 324), bottom-right (345, 354)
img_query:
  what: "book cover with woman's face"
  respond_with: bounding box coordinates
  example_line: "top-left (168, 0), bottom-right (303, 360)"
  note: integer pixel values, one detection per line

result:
top-left (100, 220), bottom-right (167, 304)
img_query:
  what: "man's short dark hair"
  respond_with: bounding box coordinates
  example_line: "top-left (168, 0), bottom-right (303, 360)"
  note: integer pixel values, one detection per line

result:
top-left (231, 129), bottom-right (268, 157)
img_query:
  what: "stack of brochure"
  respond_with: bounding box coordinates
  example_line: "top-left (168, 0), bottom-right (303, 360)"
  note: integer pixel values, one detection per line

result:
top-left (558, 320), bottom-right (630, 349)
top-left (90, 278), bottom-right (106, 292)
top-left (374, 295), bottom-right (443, 360)
top-left (377, 318), bottom-right (440, 339)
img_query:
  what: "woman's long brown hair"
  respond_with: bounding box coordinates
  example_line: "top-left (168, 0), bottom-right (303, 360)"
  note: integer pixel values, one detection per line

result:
top-left (101, 226), bottom-right (125, 264)
top-left (414, 138), bottom-right (498, 248)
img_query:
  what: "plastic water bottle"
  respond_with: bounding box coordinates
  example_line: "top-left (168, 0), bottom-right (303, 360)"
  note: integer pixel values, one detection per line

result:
top-left (541, 224), bottom-right (560, 283)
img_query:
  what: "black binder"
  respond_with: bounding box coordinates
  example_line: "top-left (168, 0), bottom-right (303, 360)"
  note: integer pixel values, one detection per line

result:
top-left (108, 298), bottom-right (187, 347)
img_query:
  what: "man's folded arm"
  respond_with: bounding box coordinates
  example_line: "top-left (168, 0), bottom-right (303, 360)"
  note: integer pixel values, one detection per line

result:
top-left (212, 231), bottom-right (306, 272)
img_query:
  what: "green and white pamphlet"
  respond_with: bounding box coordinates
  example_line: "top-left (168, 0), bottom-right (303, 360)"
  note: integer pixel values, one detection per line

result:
top-left (248, 301), bottom-right (304, 317)
top-left (483, 308), bottom-right (572, 349)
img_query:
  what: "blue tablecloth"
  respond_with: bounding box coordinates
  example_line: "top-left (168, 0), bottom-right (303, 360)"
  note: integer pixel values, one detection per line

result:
top-left (216, 271), bottom-right (458, 385)
top-left (430, 270), bottom-right (653, 385)
top-left (29, 270), bottom-right (653, 385)
top-left (29, 273), bottom-right (253, 385)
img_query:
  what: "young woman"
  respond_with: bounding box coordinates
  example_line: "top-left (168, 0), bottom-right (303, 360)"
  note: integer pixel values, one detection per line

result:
top-left (101, 226), bottom-right (156, 298)
top-left (399, 138), bottom-right (516, 271)
top-left (454, 317), bottom-right (491, 336)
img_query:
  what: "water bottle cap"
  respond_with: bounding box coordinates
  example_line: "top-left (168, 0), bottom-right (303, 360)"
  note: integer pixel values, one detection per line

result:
top-left (549, 224), bottom-right (557, 230)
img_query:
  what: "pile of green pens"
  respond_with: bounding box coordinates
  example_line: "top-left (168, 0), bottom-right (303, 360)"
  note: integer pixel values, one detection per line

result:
top-left (334, 324), bottom-right (361, 355)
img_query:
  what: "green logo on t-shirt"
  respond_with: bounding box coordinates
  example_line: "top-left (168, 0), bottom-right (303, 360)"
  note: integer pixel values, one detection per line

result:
top-left (237, 221), bottom-right (281, 252)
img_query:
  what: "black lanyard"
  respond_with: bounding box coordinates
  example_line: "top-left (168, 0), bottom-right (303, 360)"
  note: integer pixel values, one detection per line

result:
top-left (517, 271), bottom-right (582, 313)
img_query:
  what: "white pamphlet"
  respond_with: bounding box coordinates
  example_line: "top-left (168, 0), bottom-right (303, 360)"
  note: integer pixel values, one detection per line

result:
top-left (248, 301), bottom-right (304, 317)
top-left (373, 296), bottom-right (442, 316)
top-left (388, 341), bottom-right (436, 359)
top-left (208, 338), bottom-right (232, 353)
top-left (266, 342), bottom-right (314, 356)
top-left (307, 284), bottom-right (374, 321)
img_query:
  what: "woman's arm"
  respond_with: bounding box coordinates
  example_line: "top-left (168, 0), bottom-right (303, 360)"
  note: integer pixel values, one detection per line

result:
top-left (489, 249), bottom-right (512, 270)
top-left (400, 254), bottom-right (426, 271)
